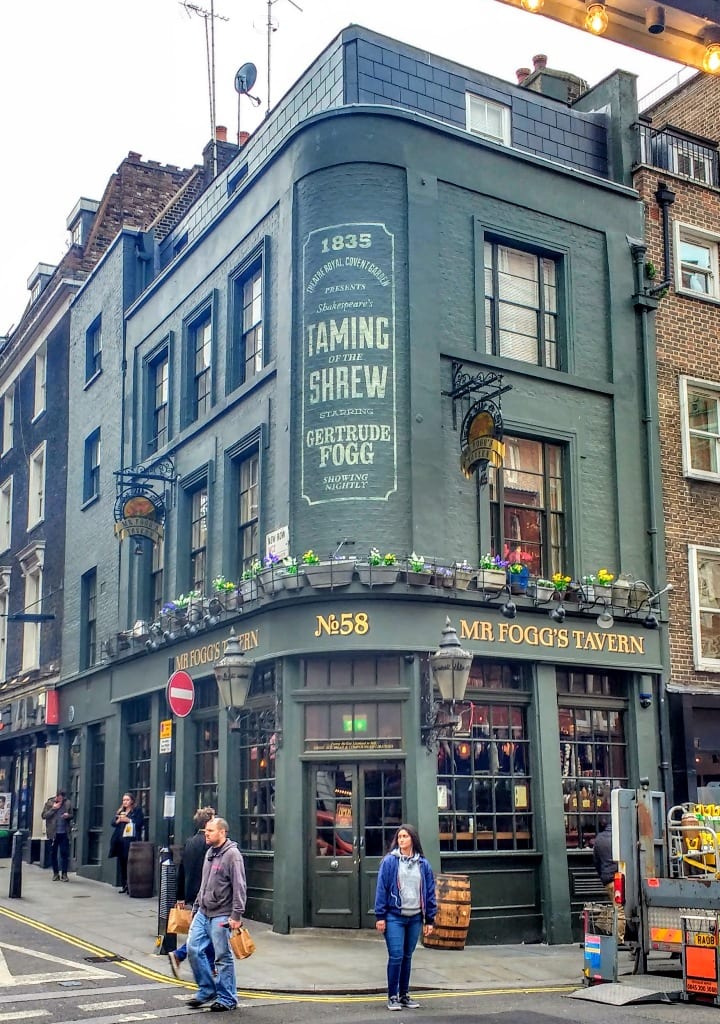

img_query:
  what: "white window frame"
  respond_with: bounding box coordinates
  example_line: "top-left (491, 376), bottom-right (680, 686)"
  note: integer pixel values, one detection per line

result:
top-left (0, 477), bottom-right (12, 553)
top-left (689, 544), bottom-right (720, 671)
top-left (2, 385), bottom-right (14, 455)
top-left (0, 567), bottom-right (10, 683)
top-left (33, 345), bottom-right (47, 419)
top-left (28, 442), bottom-right (46, 529)
top-left (466, 93), bottom-right (511, 146)
top-left (680, 375), bottom-right (720, 481)
top-left (674, 221), bottom-right (720, 301)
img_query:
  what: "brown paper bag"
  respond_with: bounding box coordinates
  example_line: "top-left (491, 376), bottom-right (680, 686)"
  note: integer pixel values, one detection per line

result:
top-left (229, 925), bottom-right (256, 959)
top-left (167, 906), bottom-right (193, 935)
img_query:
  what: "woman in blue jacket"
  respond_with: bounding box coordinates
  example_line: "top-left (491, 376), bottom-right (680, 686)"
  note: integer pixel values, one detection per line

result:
top-left (374, 823), bottom-right (437, 1010)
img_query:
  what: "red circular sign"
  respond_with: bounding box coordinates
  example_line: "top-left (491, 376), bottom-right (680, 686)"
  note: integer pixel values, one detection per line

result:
top-left (167, 670), bottom-right (195, 718)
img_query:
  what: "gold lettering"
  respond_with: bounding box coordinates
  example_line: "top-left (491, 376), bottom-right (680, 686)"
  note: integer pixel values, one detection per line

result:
top-left (508, 624), bottom-right (524, 643)
top-left (630, 636), bottom-right (644, 655)
top-left (175, 653), bottom-right (189, 670)
top-left (617, 634), bottom-right (630, 654)
top-left (460, 619), bottom-right (480, 641)
top-left (583, 633), bottom-right (599, 651)
top-left (606, 633), bottom-right (619, 652)
top-left (315, 614), bottom-right (335, 637)
top-left (572, 630), bottom-right (584, 648)
top-left (539, 627), bottom-right (554, 647)
top-left (524, 625), bottom-right (539, 646)
top-left (498, 622), bottom-right (509, 642)
top-left (556, 628), bottom-right (569, 649)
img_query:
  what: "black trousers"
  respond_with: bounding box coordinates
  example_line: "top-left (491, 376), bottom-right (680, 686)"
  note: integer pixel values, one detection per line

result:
top-left (51, 833), bottom-right (70, 875)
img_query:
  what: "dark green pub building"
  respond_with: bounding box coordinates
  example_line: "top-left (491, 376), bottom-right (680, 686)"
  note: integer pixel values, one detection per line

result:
top-left (59, 26), bottom-right (666, 944)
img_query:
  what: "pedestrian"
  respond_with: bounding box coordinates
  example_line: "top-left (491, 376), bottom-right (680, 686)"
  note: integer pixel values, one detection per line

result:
top-left (592, 817), bottom-right (626, 943)
top-left (374, 823), bottom-right (437, 1011)
top-left (168, 805), bottom-right (216, 979)
top-left (186, 816), bottom-right (246, 1012)
top-left (109, 792), bottom-right (145, 894)
top-left (41, 790), bottom-right (73, 881)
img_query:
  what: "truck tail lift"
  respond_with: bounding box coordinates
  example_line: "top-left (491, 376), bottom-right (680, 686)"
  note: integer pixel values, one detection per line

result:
top-left (583, 785), bottom-right (720, 1005)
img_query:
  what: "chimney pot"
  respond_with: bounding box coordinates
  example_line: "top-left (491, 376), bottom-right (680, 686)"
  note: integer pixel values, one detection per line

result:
top-left (516, 67), bottom-right (531, 83)
top-left (237, 131), bottom-right (250, 146)
top-left (532, 54), bottom-right (548, 70)
top-left (216, 125), bottom-right (227, 142)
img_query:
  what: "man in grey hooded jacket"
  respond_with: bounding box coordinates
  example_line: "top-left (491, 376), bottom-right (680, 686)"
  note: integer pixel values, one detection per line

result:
top-left (186, 817), bottom-right (246, 1012)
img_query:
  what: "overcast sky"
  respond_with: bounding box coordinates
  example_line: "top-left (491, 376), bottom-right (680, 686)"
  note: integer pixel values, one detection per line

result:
top-left (0, 0), bottom-right (686, 332)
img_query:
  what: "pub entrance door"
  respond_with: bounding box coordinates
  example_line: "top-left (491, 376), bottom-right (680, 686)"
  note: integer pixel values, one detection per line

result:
top-left (309, 762), bottom-right (403, 928)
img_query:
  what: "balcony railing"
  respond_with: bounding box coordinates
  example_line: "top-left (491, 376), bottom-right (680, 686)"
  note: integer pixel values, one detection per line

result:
top-left (637, 124), bottom-right (720, 188)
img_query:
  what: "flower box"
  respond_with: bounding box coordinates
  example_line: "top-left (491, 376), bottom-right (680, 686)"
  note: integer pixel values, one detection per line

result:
top-left (611, 580), bottom-right (631, 609)
top-left (302, 561), bottom-right (355, 588)
top-left (240, 578), bottom-right (259, 602)
top-left (476, 568), bottom-right (506, 594)
top-left (259, 567), bottom-right (286, 595)
top-left (508, 566), bottom-right (530, 594)
top-left (282, 570), bottom-right (305, 591)
top-left (356, 564), bottom-right (399, 587)
top-left (404, 570), bottom-right (433, 586)
top-left (432, 568), bottom-right (454, 589)
top-left (453, 568), bottom-right (475, 591)
top-left (530, 582), bottom-right (555, 602)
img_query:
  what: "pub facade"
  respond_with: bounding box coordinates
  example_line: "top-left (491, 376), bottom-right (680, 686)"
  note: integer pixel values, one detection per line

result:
top-left (57, 27), bottom-right (668, 943)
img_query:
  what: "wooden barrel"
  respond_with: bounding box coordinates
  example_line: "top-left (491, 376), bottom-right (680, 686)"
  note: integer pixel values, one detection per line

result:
top-left (423, 873), bottom-right (471, 950)
top-left (127, 841), bottom-right (155, 898)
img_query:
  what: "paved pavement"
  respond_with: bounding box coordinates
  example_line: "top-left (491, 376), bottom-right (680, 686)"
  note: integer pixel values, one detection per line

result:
top-left (0, 860), bottom-right (640, 996)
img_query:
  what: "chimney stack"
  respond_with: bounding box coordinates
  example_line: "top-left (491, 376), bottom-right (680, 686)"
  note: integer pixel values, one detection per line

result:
top-left (532, 54), bottom-right (548, 70)
top-left (237, 131), bottom-right (250, 147)
top-left (516, 67), bottom-right (531, 84)
top-left (216, 125), bottom-right (228, 142)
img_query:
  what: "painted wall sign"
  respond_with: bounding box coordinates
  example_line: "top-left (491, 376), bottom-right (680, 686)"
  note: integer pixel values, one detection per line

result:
top-left (301, 223), bottom-right (397, 504)
top-left (306, 738), bottom-right (399, 752)
top-left (460, 618), bottom-right (646, 655)
top-left (173, 630), bottom-right (259, 672)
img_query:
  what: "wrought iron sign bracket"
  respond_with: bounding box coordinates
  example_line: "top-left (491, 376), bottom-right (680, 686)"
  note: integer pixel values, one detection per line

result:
top-left (114, 456), bottom-right (178, 503)
top-left (442, 362), bottom-right (513, 430)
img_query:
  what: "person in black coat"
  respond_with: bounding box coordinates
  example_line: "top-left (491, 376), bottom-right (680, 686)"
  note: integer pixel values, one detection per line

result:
top-left (592, 817), bottom-right (626, 942)
top-left (168, 806), bottom-right (216, 978)
top-left (109, 793), bottom-right (145, 893)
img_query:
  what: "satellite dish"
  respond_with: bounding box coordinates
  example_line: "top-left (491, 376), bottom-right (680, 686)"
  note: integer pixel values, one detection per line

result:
top-left (235, 62), bottom-right (258, 95)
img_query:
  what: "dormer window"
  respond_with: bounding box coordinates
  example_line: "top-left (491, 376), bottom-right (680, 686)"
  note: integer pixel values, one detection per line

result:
top-left (31, 282), bottom-right (41, 303)
top-left (71, 221), bottom-right (83, 246)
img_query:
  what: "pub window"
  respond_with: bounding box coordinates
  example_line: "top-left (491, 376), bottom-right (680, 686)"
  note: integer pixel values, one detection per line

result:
top-left (237, 709), bottom-right (277, 852)
top-left (489, 435), bottom-right (565, 578)
top-left (237, 450), bottom-right (259, 577)
top-left (151, 538), bottom-right (164, 621)
top-left (195, 717), bottom-right (219, 810)
top-left (127, 696), bottom-right (152, 829)
top-left (303, 656), bottom-right (402, 688)
top-left (437, 693), bottom-right (533, 852)
top-left (557, 669), bottom-right (627, 850)
top-left (190, 485), bottom-right (208, 592)
top-left (87, 724), bottom-right (105, 866)
top-left (484, 240), bottom-right (559, 367)
top-left (304, 702), bottom-right (402, 750)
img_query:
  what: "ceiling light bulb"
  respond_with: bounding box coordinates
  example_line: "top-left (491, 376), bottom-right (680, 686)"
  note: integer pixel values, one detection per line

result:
top-left (585, 2), bottom-right (608, 34)
top-left (521, 0), bottom-right (544, 11)
top-left (703, 43), bottom-right (720, 74)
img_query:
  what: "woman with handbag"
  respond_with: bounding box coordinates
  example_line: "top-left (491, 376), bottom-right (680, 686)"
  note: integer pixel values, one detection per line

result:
top-left (109, 792), bottom-right (144, 894)
top-left (374, 824), bottom-right (437, 1011)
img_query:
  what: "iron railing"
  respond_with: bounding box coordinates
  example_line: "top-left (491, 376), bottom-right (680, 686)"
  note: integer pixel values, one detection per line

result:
top-left (637, 123), bottom-right (720, 188)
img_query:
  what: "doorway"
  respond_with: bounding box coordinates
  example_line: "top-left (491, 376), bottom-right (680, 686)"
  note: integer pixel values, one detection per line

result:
top-left (309, 762), bottom-right (403, 928)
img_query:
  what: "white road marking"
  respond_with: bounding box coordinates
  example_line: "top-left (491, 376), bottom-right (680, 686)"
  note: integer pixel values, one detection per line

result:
top-left (0, 1012), bottom-right (50, 1021)
top-left (116, 1015), bottom-right (161, 1022)
top-left (78, 1000), bottom-right (146, 1011)
top-left (0, 943), bottom-right (121, 988)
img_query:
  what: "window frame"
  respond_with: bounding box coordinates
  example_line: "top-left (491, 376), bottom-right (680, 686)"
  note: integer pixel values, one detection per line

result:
top-left (466, 93), bottom-right (511, 146)
top-left (33, 345), bottom-right (47, 420)
top-left (483, 238), bottom-right (561, 368)
top-left (182, 298), bottom-right (214, 427)
top-left (190, 484), bottom-right (208, 592)
top-left (237, 450), bottom-right (259, 578)
top-left (0, 477), bottom-right (12, 553)
top-left (680, 375), bottom-right (720, 481)
top-left (143, 334), bottom-right (172, 455)
top-left (675, 221), bottom-right (720, 301)
top-left (83, 429), bottom-right (101, 505)
top-left (229, 240), bottom-right (267, 392)
top-left (27, 442), bottom-right (47, 529)
top-left (19, 544), bottom-right (44, 672)
top-left (85, 315), bottom-right (102, 384)
top-left (489, 435), bottom-right (566, 578)
top-left (0, 568), bottom-right (10, 683)
top-left (81, 567), bottom-right (98, 670)
top-left (2, 385), bottom-right (15, 455)
top-left (689, 544), bottom-right (720, 671)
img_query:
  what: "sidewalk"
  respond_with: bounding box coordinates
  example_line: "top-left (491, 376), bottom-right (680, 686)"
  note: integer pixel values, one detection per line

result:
top-left (0, 862), bottom-right (585, 994)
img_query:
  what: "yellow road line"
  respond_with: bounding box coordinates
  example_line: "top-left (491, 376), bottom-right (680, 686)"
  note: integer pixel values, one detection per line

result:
top-left (0, 906), bottom-right (190, 987)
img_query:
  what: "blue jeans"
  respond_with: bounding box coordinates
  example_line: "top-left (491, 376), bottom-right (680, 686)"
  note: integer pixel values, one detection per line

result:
top-left (175, 938), bottom-right (215, 970)
top-left (187, 911), bottom-right (236, 1008)
top-left (383, 912), bottom-right (423, 999)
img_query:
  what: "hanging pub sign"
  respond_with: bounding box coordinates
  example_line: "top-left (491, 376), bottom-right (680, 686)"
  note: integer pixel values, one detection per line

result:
top-left (460, 398), bottom-right (505, 483)
top-left (113, 488), bottom-right (166, 546)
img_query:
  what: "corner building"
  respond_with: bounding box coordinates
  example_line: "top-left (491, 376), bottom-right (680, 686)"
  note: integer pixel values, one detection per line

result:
top-left (59, 28), bottom-right (667, 943)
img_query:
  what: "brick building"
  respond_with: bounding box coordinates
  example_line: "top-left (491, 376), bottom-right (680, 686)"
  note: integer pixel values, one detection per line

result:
top-left (635, 74), bottom-right (720, 801)
top-left (0, 152), bottom-right (197, 860)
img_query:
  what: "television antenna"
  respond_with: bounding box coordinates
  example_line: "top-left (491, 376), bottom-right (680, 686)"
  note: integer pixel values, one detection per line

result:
top-left (265, 0), bottom-right (303, 116)
top-left (235, 62), bottom-right (262, 142)
top-left (180, 1), bottom-right (230, 177)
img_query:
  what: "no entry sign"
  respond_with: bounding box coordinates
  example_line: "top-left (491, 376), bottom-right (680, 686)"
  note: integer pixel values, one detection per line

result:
top-left (167, 670), bottom-right (195, 718)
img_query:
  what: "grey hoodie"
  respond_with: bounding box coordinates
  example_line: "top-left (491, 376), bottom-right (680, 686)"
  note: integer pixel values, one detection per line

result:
top-left (193, 838), bottom-right (247, 920)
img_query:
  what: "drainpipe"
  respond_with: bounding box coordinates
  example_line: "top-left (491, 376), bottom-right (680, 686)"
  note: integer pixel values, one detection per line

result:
top-left (628, 235), bottom-right (673, 801)
top-left (649, 181), bottom-right (675, 295)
